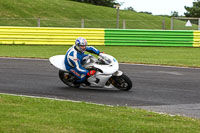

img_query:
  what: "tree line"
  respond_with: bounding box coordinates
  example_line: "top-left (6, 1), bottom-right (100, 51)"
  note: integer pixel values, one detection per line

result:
top-left (185, 0), bottom-right (200, 17)
top-left (71, 0), bottom-right (200, 17)
top-left (126, 0), bottom-right (200, 18)
top-left (165, 0), bottom-right (200, 17)
top-left (71, 0), bottom-right (118, 7)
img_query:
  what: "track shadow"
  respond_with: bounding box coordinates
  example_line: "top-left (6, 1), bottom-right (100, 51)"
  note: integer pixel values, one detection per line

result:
top-left (57, 86), bottom-right (133, 93)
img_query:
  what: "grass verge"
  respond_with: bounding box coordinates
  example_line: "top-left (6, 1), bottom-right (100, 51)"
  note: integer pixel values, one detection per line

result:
top-left (0, 45), bottom-right (200, 67)
top-left (0, 94), bottom-right (200, 133)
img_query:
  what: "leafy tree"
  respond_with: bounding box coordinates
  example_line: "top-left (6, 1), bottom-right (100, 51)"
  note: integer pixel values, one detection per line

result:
top-left (139, 11), bottom-right (152, 15)
top-left (125, 6), bottom-right (136, 12)
top-left (184, 0), bottom-right (200, 17)
top-left (171, 11), bottom-right (179, 17)
top-left (71, 0), bottom-right (118, 7)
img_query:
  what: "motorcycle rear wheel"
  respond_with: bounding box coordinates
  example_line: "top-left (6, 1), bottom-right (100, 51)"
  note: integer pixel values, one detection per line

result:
top-left (58, 70), bottom-right (80, 88)
top-left (111, 74), bottom-right (132, 91)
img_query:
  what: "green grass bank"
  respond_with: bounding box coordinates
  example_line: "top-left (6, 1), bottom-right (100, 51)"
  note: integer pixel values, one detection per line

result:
top-left (0, 94), bottom-right (200, 133)
top-left (0, 0), bottom-right (198, 29)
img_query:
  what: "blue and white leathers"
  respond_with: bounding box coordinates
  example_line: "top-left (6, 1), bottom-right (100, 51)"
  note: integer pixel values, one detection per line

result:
top-left (64, 45), bottom-right (100, 83)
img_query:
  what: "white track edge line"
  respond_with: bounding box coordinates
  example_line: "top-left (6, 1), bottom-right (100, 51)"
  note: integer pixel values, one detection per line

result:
top-left (0, 92), bottom-right (114, 107)
top-left (0, 92), bottom-right (183, 118)
top-left (1, 56), bottom-right (200, 69)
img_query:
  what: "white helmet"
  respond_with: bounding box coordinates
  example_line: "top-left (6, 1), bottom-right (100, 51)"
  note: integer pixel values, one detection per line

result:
top-left (75, 37), bottom-right (87, 53)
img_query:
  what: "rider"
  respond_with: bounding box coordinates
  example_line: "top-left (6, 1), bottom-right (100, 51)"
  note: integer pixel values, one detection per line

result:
top-left (64, 37), bottom-right (101, 84)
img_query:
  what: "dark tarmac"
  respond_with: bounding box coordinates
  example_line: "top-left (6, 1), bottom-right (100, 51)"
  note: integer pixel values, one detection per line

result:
top-left (0, 57), bottom-right (200, 118)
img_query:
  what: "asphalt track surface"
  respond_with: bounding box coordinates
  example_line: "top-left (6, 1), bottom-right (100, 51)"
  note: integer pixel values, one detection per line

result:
top-left (0, 57), bottom-right (200, 119)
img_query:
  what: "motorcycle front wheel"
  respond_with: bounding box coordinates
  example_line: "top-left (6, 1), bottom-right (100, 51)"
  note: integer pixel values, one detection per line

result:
top-left (110, 74), bottom-right (132, 91)
top-left (58, 70), bottom-right (80, 88)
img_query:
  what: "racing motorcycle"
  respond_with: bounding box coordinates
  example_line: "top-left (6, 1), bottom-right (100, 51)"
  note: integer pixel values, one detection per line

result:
top-left (49, 53), bottom-right (132, 91)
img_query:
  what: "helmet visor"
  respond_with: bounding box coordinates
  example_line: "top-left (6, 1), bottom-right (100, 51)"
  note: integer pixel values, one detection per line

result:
top-left (80, 45), bottom-right (86, 52)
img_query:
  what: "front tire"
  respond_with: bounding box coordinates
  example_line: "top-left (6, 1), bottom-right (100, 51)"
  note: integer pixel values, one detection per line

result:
top-left (58, 70), bottom-right (80, 88)
top-left (111, 74), bottom-right (132, 91)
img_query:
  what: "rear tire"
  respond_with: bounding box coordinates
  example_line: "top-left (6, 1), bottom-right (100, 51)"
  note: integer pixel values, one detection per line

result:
top-left (111, 74), bottom-right (132, 91)
top-left (58, 70), bottom-right (80, 88)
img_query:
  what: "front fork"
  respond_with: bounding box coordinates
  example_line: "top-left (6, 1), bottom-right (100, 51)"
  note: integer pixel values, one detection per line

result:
top-left (113, 70), bottom-right (123, 76)
top-left (106, 70), bottom-right (123, 86)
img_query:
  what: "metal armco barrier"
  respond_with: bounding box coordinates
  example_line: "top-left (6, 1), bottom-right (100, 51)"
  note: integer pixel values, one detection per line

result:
top-left (0, 26), bottom-right (199, 47)
top-left (193, 31), bottom-right (200, 47)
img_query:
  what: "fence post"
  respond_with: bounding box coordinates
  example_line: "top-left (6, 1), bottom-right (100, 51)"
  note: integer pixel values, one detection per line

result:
top-left (81, 19), bottom-right (84, 28)
top-left (117, 7), bottom-right (120, 28)
top-left (162, 20), bottom-right (165, 30)
top-left (198, 18), bottom-right (200, 30)
top-left (37, 18), bottom-right (40, 27)
top-left (123, 19), bottom-right (126, 29)
top-left (171, 17), bottom-right (174, 30)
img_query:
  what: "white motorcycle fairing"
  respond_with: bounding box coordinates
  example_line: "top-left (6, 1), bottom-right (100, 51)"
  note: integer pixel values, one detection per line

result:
top-left (49, 53), bottom-right (123, 88)
top-left (49, 55), bottom-right (67, 71)
top-left (85, 54), bottom-right (120, 87)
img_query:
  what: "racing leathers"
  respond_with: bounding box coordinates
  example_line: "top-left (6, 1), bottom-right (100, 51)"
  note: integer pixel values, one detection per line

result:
top-left (64, 45), bottom-right (100, 83)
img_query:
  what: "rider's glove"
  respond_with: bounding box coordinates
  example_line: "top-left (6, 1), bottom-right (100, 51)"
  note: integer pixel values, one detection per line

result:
top-left (98, 52), bottom-right (104, 55)
top-left (87, 70), bottom-right (96, 76)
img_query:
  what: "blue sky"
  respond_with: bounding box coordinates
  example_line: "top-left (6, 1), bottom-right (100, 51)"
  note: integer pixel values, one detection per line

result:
top-left (116, 0), bottom-right (194, 15)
